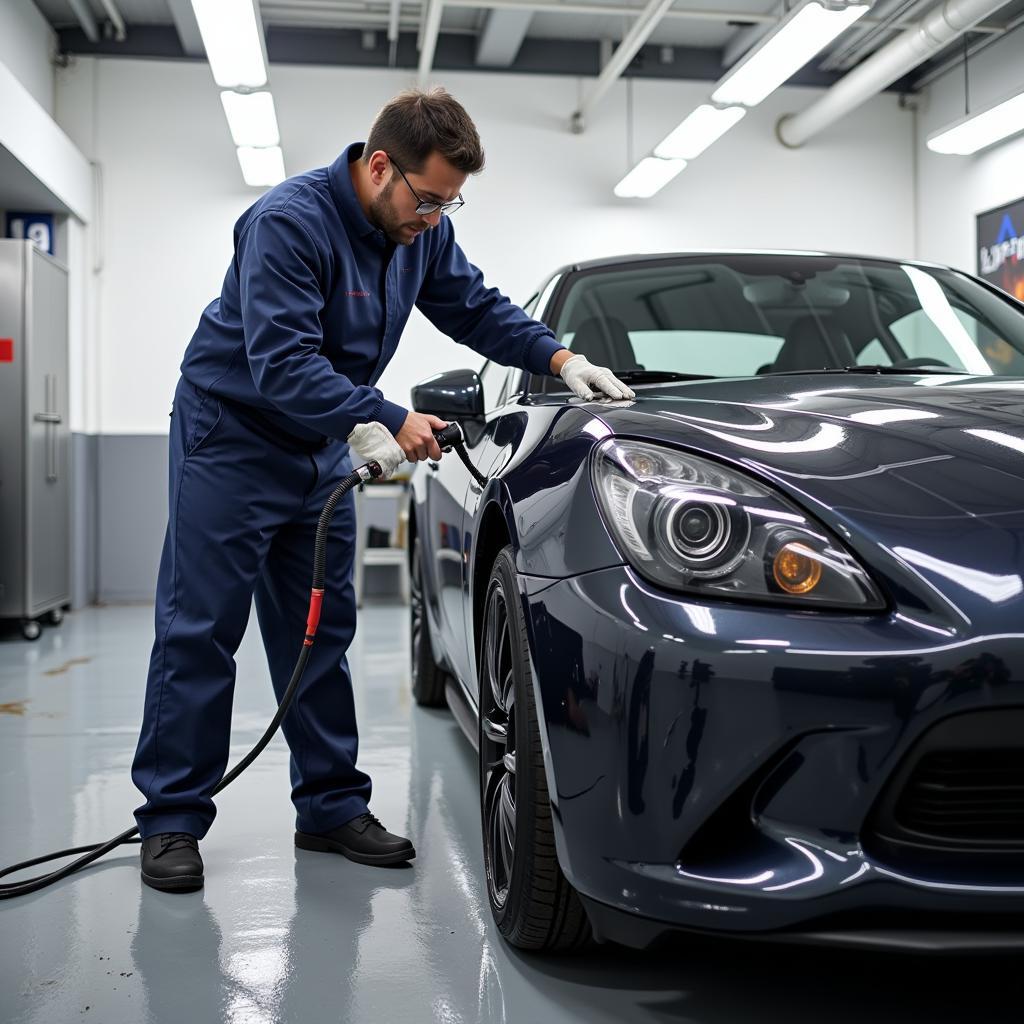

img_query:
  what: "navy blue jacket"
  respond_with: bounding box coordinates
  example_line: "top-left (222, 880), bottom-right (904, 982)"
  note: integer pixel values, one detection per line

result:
top-left (180, 142), bottom-right (565, 444)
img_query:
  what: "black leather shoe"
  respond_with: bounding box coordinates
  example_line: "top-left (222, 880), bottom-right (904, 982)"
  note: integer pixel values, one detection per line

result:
top-left (295, 812), bottom-right (416, 865)
top-left (140, 833), bottom-right (204, 893)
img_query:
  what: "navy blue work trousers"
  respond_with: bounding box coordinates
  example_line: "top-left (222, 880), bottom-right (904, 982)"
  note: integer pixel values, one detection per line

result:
top-left (131, 377), bottom-right (371, 839)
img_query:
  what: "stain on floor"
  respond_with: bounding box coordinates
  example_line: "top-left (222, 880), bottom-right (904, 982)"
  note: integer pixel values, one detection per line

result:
top-left (44, 657), bottom-right (92, 677)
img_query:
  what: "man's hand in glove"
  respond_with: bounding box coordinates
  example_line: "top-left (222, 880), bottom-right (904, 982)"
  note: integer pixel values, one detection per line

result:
top-left (346, 421), bottom-right (407, 480)
top-left (558, 353), bottom-right (636, 402)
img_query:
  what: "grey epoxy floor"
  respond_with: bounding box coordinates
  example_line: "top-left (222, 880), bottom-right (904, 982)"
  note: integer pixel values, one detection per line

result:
top-left (1, 605), bottom-right (1022, 1024)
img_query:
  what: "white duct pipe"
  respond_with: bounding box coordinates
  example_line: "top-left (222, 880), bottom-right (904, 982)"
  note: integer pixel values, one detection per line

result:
top-left (571, 0), bottom-right (678, 132)
top-left (66, 0), bottom-right (100, 42)
top-left (387, 0), bottom-right (401, 64)
top-left (417, 0), bottom-right (443, 86)
top-left (777, 0), bottom-right (1012, 147)
top-left (97, 0), bottom-right (127, 41)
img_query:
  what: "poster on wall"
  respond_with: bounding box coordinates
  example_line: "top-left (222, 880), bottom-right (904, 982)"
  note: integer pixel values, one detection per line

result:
top-left (977, 196), bottom-right (1024, 302)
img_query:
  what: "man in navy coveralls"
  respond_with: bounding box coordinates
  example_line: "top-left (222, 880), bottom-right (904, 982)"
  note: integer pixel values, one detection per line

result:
top-left (131, 88), bottom-right (634, 892)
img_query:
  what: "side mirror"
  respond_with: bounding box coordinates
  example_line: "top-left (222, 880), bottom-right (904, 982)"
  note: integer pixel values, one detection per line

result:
top-left (411, 368), bottom-right (485, 421)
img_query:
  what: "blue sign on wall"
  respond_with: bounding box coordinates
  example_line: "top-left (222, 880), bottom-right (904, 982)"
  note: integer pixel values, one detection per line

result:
top-left (5, 212), bottom-right (55, 255)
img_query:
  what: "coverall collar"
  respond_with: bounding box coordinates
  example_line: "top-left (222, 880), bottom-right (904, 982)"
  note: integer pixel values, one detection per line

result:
top-left (328, 142), bottom-right (381, 241)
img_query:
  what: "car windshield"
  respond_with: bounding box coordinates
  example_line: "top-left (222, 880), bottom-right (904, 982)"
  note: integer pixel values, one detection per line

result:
top-left (539, 255), bottom-right (1024, 388)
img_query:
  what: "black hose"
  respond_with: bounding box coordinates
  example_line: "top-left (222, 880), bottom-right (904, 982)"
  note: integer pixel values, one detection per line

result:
top-left (0, 467), bottom-right (367, 899)
top-left (0, 423), bottom-right (483, 899)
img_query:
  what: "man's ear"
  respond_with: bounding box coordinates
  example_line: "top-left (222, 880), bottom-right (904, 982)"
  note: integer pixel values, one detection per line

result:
top-left (367, 149), bottom-right (391, 186)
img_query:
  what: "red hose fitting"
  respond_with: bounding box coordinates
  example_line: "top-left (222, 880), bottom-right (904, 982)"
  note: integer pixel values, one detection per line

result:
top-left (304, 588), bottom-right (325, 646)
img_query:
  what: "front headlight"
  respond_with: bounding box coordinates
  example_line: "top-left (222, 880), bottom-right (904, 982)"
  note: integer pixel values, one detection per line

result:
top-left (591, 439), bottom-right (885, 609)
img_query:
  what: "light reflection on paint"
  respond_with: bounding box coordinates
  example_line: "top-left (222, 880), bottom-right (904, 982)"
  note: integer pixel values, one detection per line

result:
top-left (893, 546), bottom-right (1023, 603)
top-left (682, 604), bottom-right (716, 635)
top-left (763, 839), bottom-right (825, 892)
top-left (966, 427), bottom-right (1024, 455)
top-left (848, 408), bottom-right (939, 426)
top-left (619, 583), bottom-right (649, 632)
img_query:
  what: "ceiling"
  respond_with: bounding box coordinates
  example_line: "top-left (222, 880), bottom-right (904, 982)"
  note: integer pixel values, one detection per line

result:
top-left (29, 0), bottom-right (1024, 88)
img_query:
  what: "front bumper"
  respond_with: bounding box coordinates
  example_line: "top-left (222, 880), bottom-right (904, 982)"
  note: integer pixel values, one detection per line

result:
top-left (520, 565), bottom-right (1024, 945)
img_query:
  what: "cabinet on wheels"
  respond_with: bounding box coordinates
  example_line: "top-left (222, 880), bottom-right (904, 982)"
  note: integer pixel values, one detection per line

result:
top-left (0, 240), bottom-right (70, 641)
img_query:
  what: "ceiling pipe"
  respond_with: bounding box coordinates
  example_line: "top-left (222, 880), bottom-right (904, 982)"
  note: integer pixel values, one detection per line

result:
top-left (570, 0), bottom-right (678, 132)
top-left (820, 0), bottom-right (931, 71)
top-left (65, 0), bottom-right (100, 42)
top-left (97, 0), bottom-right (127, 41)
top-left (387, 0), bottom-right (401, 63)
top-left (417, 0), bottom-right (443, 86)
top-left (777, 0), bottom-right (1013, 147)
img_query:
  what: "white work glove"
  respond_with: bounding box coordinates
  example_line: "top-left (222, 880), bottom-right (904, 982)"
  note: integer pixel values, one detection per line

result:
top-left (559, 354), bottom-right (636, 402)
top-left (346, 421), bottom-right (406, 480)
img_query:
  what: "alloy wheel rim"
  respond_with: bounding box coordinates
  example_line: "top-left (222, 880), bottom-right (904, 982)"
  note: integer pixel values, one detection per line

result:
top-left (481, 582), bottom-right (517, 909)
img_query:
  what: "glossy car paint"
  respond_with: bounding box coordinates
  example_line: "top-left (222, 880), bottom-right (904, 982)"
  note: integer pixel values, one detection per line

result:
top-left (410, 254), bottom-right (1024, 949)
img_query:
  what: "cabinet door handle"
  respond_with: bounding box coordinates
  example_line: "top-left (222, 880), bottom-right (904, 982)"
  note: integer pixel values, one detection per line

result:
top-left (34, 374), bottom-right (60, 481)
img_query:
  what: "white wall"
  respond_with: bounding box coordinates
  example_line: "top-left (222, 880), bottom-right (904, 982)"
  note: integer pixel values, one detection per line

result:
top-left (916, 27), bottom-right (1024, 274)
top-left (55, 57), bottom-right (917, 435)
top-left (0, 0), bottom-right (56, 114)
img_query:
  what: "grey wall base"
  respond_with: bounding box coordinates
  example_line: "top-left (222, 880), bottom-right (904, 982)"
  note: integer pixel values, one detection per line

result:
top-left (74, 433), bottom-right (404, 605)
top-left (96, 434), bottom-right (168, 604)
top-left (71, 431), bottom-right (99, 608)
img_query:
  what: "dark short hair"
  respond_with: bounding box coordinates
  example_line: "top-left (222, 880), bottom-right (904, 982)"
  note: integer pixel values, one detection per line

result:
top-left (363, 88), bottom-right (485, 175)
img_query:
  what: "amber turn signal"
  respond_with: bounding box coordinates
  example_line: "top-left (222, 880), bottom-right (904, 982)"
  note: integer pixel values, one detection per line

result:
top-left (772, 542), bottom-right (822, 594)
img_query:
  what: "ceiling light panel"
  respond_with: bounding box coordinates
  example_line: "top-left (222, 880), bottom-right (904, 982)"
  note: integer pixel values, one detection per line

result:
top-left (712, 2), bottom-right (870, 108)
top-left (191, 0), bottom-right (268, 88)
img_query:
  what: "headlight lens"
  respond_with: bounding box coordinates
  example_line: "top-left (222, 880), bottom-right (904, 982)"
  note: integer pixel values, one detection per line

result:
top-left (592, 439), bottom-right (884, 609)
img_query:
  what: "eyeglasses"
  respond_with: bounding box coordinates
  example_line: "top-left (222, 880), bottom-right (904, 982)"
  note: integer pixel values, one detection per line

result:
top-left (388, 157), bottom-right (465, 217)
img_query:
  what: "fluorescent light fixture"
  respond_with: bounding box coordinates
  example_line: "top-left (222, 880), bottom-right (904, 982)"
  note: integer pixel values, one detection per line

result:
top-left (712, 1), bottom-right (869, 107)
top-left (191, 0), bottom-right (267, 88)
top-left (654, 104), bottom-right (746, 160)
top-left (614, 157), bottom-right (687, 198)
top-left (927, 89), bottom-right (1024, 155)
top-left (237, 145), bottom-right (286, 188)
top-left (221, 91), bottom-right (280, 147)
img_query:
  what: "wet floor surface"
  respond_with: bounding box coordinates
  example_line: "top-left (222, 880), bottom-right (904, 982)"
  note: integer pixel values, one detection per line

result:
top-left (1, 604), bottom-right (1022, 1023)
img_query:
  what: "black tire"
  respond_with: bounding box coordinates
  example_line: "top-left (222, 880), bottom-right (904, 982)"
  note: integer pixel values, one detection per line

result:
top-left (410, 535), bottom-right (447, 708)
top-left (21, 620), bottom-right (41, 642)
top-left (478, 545), bottom-right (591, 952)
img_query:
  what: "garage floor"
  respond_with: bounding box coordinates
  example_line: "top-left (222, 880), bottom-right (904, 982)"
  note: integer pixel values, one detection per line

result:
top-left (1, 604), bottom-right (1021, 1023)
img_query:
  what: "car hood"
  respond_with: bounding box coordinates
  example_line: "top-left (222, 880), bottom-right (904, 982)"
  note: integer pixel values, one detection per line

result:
top-left (581, 374), bottom-right (1024, 628)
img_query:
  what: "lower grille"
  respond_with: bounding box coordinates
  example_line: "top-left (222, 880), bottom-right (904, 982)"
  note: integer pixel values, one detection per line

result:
top-left (867, 708), bottom-right (1024, 860)
top-left (894, 749), bottom-right (1024, 847)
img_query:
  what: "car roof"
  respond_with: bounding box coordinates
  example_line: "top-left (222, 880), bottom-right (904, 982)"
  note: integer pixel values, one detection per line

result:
top-left (550, 250), bottom-right (957, 276)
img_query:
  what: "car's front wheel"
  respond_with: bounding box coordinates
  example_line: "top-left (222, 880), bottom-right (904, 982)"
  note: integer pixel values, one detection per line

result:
top-left (478, 545), bottom-right (591, 952)
top-left (410, 536), bottom-right (447, 707)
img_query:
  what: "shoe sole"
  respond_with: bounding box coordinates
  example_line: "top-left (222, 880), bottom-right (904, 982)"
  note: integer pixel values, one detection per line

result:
top-left (141, 870), bottom-right (204, 894)
top-left (294, 830), bottom-right (416, 865)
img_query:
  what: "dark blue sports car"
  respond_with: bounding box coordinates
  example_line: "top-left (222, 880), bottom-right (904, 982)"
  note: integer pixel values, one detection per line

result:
top-left (407, 251), bottom-right (1024, 954)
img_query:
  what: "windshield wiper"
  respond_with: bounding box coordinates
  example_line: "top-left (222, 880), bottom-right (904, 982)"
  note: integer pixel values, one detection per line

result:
top-left (612, 370), bottom-right (715, 383)
top-left (764, 365), bottom-right (958, 376)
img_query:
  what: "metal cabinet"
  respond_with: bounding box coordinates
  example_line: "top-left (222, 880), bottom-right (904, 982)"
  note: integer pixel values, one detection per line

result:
top-left (0, 240), bottom-right (70, 639)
